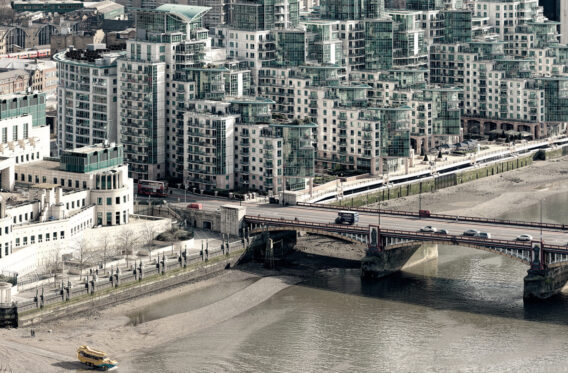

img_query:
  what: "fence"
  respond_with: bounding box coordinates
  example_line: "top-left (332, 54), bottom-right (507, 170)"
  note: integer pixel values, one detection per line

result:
top-left (296, 202), bottom-right (567, 231)
top-left (16, 240), bottom-right (243, 315)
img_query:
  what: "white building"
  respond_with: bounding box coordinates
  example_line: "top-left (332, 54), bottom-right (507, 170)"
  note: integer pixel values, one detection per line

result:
top-left (55, 45), bottom-right (124, 153)
top-left (0, 143), bottom-right (134, 276)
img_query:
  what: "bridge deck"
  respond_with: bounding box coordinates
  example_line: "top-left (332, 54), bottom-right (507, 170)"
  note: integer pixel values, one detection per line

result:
top-left (296, 203), bottom-right (567, 231)
top-left (244, 216), bottom-right (568, 254)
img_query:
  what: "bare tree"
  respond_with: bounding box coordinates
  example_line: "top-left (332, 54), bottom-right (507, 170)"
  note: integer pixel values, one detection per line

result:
top-left (100, 235), bottom-right (117, 272)
top-left (142, 222), bottom-right (156, 259)
top-left (42, 243), bottom-right (64, 278)
top-left (117, 228), bottom-right (140, 267)
top-left (75, 238), bottom-right (98, 281)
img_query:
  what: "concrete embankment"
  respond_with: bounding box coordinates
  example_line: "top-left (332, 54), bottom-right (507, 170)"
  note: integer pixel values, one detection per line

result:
top-left (16, 248), bottom-right (246, 327)
top-left (336, 146), bottom-right (568, 208)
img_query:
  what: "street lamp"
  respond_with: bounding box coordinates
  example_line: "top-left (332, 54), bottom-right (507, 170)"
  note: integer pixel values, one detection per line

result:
top-left (540, 199), bottom-right (543, 243)
top-left (378, 189), bottom-right (381, 226)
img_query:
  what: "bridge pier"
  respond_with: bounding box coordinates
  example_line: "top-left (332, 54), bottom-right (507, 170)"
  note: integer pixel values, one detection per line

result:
top-left (524, 266), bottom-right (568, 300)
top-left (361, 243), bottom-right (438, 279)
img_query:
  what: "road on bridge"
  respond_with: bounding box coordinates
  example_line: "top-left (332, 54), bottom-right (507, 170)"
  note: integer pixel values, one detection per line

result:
top-left (168, 197), bottom-right (568, 246)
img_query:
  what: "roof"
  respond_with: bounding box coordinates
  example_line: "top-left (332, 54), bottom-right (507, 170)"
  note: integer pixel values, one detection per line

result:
top-left (0, 69), bottom-right (27, 81)
top-left (85, 1), bottom-right (123, 13)
top-left (155, 4), bottom-right (210, 22)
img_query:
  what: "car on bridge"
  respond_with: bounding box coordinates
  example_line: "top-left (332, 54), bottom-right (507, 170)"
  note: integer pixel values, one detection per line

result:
top-left (420, 226), bottom-right (437, 233)
top-left (436, 229), bottom-right (449, 235)
top-left (463, 229), bottom-right (480, 236)
top-left (476, 232), bottom-right (492, 239)
top-left (516, 234), bottom-right (533, 241)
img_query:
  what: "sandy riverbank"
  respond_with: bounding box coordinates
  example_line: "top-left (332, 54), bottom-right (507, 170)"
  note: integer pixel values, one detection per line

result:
top-left (371, 156), bottom-right (568, 218)
top-left (0, 270), bottom-right (299, 372)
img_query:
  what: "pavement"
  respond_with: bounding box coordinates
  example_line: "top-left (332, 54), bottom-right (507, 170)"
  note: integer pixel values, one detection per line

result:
top-left (13, 228), bottom-right (232, 302)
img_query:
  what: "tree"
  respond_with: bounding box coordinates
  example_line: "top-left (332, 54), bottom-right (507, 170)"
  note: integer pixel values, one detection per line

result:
top-left (75, 238), bottom-right (99, 281)
top-left (42, 243), bottom-right (64, 279)
top-left (100, 235), bottom-right (118, 272)
top-left (142, 222), bottom-right (156, 259)
top-left (117, 228), bottom-right (140, 267)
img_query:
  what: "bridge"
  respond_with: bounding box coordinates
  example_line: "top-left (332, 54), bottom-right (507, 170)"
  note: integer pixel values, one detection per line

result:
top-left (170, 197), bottom-right (568, 299)
top-left (240, 208), bottom-right (568, 300)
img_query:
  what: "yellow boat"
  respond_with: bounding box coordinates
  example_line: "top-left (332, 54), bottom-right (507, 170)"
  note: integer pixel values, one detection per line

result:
top-left (77, 345), bottom-right (118, 370)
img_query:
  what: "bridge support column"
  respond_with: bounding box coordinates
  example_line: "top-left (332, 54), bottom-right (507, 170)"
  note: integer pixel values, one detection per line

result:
top-left (361, 243), bottom-right (438, 279)
top-left (524, 266), bottom-right (568, 300)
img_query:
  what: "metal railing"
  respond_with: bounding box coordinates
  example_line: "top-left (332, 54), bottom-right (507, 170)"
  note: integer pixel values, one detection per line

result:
top-left (296, 202), bottom-right (568, 231)
top-left (243, 215), bottom-right (568, 253)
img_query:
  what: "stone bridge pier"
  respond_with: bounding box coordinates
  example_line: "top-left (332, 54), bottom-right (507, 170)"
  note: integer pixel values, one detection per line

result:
top-left (524, 266), bottom-right (568, 300)
top-left (361, 242), bottom-right (438, 279)
top-left (523, 242), bottom-right (568, 300)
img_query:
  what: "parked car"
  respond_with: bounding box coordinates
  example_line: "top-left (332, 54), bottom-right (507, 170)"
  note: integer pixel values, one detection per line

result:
top-left (436, 229), bottom-right (449, 235)
top-left (420, 226), bottom-right (437, 233)
top-left (463, 229), bottom-right (480, 236)
top-left (476, 232), bottom-right (492, 239)
top-left (516, 234), bottom-right (533, 241)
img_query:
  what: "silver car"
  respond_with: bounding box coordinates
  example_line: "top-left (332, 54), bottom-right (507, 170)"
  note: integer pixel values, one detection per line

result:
top-left (463, 229), bottom-right (480, 236)
top-left (516, 234), bottom-right (533, 241)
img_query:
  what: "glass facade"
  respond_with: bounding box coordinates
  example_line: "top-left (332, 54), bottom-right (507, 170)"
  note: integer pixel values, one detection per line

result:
top-left (0, 93), bottom-right (46, 128)
top-left (60, 145), bottom-right (124, 173)
top-left (539, 77), bottom-right (568, 122)
top-left (274, 30), bottom-right (306, 67)
top-left (365, 19), bottom-right (393, 70)
top-left (443, 10), bottom-right (472, 43)
top-left (379, 107), bottom-right (411, 158)
top-left (271, 121), bottom-right (316, 191)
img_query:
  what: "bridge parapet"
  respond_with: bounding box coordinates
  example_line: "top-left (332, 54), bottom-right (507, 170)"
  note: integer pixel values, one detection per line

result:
top-left (243, 216), bottom-right (568, 268)
top-left (296, 202), bottom-right (568, 231)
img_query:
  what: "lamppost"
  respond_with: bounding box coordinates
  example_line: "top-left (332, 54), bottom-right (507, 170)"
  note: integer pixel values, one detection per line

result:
top-left (418, 183), bottom-right (423, 217)
top-left (378, 199), bottom-right (381, 226)
top-left (540, 199), bottom-right (543, 243)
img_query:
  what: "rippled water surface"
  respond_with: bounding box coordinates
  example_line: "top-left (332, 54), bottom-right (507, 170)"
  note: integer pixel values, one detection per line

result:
top-left (124, 197), bottom-right (568, 373)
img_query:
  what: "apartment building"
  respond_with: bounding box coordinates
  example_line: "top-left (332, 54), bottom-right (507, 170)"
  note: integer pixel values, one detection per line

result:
top-left (55, 46), bottom-right (123, 152)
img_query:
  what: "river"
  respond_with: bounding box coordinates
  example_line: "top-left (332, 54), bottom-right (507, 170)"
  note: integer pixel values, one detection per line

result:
top-left (122, 195), bottom-right (568, 373)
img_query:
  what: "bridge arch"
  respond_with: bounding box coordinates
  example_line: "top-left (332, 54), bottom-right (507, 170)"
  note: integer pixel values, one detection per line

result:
top-left (383, 240), bottom-right (531, 265)
top-left (34, 24), bottom-right (58, 46)
top-left (1, 27), bottom-right (28, 53)
top-left (249, 226), bottom-right (364, 244)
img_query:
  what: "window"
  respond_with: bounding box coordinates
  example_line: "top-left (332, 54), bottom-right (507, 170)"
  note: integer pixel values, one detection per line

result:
top-left (107, 197), bottom-right (112, 205)
top-left (53, 232), bottom-right (57, 240)
top-left (61, 231), bottom-right (64, 239)
top-left (97, 198), bottom-right (102, 205)
top-left (106, 212), bottom-right (112, 225)
top-left (46, 233), bottom-right (50, 241)
top-left (38, 234), bottom-right (42, 243)
top-left (116, 197), bottom-right (120, 204)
